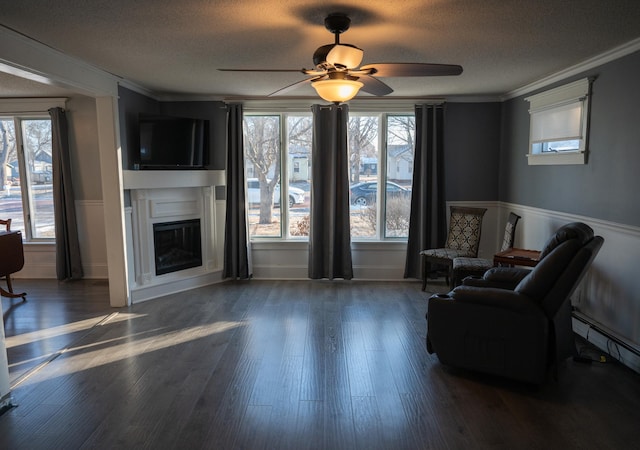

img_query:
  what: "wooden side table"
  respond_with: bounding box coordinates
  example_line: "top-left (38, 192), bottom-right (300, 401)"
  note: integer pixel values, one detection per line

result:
top-left (493, 248), bottom-right (541, 267)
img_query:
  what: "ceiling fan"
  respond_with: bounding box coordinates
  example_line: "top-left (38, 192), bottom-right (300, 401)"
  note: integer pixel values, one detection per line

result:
top-left (219, 13), bottom-right (463, 103)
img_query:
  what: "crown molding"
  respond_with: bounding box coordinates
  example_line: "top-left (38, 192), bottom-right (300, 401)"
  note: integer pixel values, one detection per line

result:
top-left (503, 37), bottom-right (640, 100)
top-left (0, 25), bottom-right (120, 97)
top-left (0, 97), bottom-right (67, 113)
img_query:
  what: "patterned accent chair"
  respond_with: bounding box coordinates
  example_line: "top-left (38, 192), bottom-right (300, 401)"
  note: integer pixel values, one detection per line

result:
top-left (420, 206), bottom-right (487, 291)
top-left (451, 212), bottom-right (521, 287)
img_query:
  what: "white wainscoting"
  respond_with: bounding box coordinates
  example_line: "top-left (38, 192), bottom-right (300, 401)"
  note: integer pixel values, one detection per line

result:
top-left (15, 199), bottom-right (108, 279)
top-left (19, 243), bottom-right (56, 279)
top-left (501, 202), bottom-right (640, 371)
top-left (76, 200), bottom-right (108, 278)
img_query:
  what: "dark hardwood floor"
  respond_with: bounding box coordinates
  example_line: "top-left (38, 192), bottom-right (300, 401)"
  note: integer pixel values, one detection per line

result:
top-left (1, 278), bottom-right (639, 449)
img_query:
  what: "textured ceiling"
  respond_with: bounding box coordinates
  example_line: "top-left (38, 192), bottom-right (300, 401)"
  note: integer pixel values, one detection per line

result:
top-left (1, 0), bottom-right (640, 99)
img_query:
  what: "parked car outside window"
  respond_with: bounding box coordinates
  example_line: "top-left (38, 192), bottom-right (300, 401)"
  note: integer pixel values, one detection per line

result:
top-left (31, 171), bottom-right (52, 184)
top-left (349, 181), bottom-right (411, 206)
top-left (246, 178), bottom-right (305, 208)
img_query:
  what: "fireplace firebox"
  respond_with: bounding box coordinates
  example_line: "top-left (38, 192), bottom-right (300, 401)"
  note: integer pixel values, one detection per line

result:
top-left (153, 219), bottom-right (202, 275)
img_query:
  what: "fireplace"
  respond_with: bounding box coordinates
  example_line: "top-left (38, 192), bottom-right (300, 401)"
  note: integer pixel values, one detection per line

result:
top-left (153, 219), bottom-right (202, 275)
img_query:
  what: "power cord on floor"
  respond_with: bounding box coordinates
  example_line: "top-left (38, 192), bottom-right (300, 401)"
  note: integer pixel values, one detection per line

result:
top-left (573, 327), bottom-right (609, 364)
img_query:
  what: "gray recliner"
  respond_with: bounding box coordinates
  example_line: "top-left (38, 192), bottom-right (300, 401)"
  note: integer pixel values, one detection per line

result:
top-left (426, 222), bottom-right (603, 384)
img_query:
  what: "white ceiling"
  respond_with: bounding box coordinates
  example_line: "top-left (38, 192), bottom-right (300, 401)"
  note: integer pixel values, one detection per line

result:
top-left (1, 0), bottom-right (640, 100)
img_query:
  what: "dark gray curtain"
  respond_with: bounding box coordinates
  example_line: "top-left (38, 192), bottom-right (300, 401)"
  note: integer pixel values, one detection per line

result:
top-left (404, 104), bottom-right (446, 279)
top-left (308, 104), bottom-right (353, 280)
top-left (49, 107), bottom-right (83, 280)
top-left (223, 103), bottom-right (251, 279)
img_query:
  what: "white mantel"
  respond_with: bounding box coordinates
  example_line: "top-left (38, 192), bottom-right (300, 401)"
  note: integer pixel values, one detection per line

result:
top-left (123, 169), bottom-right (225, 190)
top-left (124, 169), bottom-right (226, 303)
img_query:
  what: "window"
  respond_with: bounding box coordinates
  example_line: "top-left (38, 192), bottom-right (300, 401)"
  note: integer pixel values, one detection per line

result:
top-left (525, 78), bottom-right (592, 165)
top-left (0, 115), bottom-right (55, 240)
top-left (349, 113), bottom-right (414, 239)
top-left (243, 114), bottom-right (312, 239)
top-left (243, 110), bottom-right (414, 241)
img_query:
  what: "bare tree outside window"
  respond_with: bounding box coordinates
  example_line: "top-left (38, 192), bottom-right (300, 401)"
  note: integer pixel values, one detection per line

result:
top-left (385, 115), bottom-right (414, 238)
top-left (348, 115), bottom-right (379, 238)
top-left (244, 115), bottom-right (281, 236)
top-left (286, 115), bottom-right (312, 238)
top-left (243, 114), bottom-right (313, 238)
top-left (348, 115), bottom-right (378, 185)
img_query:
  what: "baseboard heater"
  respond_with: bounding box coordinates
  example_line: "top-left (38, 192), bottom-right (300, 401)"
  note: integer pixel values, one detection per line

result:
top-left (572, 310), bottom-right (640, 374)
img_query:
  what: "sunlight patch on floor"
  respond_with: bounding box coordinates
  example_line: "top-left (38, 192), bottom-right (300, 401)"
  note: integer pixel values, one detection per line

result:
top-left (15, 320), bottom-right (245, 387)
top-left (5, 312), bottom-right (146, 348)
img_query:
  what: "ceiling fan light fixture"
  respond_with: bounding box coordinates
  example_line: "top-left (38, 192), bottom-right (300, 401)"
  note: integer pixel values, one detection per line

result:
top-left (312, 78), bottom-right (364, 103)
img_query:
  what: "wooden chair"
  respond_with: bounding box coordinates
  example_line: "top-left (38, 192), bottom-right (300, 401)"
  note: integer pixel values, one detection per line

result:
top-left (0, 218), bottom-right (27, 300)
top-left (420, 206), bottom-right (487, 291)
top-left (451, 212), bottom-right (522, 287)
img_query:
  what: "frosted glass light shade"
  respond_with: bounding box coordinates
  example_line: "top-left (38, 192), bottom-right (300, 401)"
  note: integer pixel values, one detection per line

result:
top-left (312, 79), bottom-right (364, 103)
top-left (326, 44), bottom-right (364, 69)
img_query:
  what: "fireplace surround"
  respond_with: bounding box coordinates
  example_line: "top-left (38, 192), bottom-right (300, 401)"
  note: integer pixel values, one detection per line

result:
top-left (124, 170), bottom-right (225, 303)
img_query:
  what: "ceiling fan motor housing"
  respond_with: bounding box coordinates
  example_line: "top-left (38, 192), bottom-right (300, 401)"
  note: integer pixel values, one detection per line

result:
top-left (324, 13), bottom-right (351, 34)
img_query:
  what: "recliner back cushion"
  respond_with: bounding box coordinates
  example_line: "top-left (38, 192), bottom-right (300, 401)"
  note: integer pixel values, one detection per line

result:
top-left (516, 238), bottom-right (583, 300)
top-left (539, 237), bottom-right (602, 317)
top-left (539, 222), bottom-right (594, 260)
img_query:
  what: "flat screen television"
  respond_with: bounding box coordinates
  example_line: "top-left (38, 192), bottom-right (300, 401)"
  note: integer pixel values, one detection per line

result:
top-left (136, 114), bottom-right (209, 169)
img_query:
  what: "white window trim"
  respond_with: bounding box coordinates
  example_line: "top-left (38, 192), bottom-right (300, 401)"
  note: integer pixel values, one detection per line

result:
top-left (525, 78), bottom-right (592, 165)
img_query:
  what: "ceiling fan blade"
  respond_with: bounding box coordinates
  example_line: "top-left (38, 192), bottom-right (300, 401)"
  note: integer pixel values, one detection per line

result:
top-left (360, 63), bottom-right (463, 77)
top-left (218, 68), bottom-right (304, 73)
top-left (268, 75), bottom-right (325, 96)
top-left (359, 75), bottom-right (394, 96)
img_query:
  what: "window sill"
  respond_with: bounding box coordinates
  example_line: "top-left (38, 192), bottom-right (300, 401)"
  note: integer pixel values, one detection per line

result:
top-left (527, 151), bottom-right (586, 165)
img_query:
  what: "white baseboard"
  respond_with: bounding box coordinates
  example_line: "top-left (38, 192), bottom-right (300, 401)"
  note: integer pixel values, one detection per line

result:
top-left (130, 270), bottom-right (225, 303)
top-left (572, 313), bottom-right (640, 374)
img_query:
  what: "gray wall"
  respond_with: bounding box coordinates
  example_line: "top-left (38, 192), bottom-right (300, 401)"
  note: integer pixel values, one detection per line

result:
top-left (445, 102), bottom-right (502, 202)
top-left (499, 50), bottom-right (640, 354)
top-left (500, 50), bottom-right (640, 227)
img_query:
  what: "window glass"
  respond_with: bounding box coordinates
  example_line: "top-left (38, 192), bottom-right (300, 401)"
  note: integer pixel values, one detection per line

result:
top-left (286, 115), bottom-right (312, 238)
top-left (349, 115), bottom-right (380, 238)
top-left (0, 116), bottom-right (54, 239)
top-left (243, 115), bottom-right (282, 238)
top-left (385, 115), bottom-right (414, 238)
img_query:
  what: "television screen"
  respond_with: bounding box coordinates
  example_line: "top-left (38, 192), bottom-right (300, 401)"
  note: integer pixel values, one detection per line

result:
top-left (137, 114), bottom-right (209, 169)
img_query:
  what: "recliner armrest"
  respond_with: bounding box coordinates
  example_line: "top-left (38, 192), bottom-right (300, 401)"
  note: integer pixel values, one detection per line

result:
top-left (462, 266), bottom-right (531, 290)
top-left (447, 285), bottom-right (541, 314)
